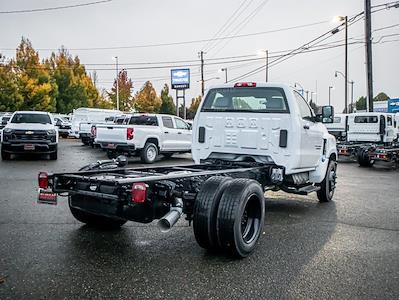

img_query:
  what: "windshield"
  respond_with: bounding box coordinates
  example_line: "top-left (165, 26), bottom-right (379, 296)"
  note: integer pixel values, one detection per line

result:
top-left (201, 87), bottom-right (289, 113)
top-left (11, 113), bottom-right (51, 124)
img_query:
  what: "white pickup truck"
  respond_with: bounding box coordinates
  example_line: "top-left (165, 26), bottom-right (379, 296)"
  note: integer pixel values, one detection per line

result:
top-left (95, 114), bottom-right (192, 163)
top-left (38, 82), bottom-right (337, 258)
top-left (1, 111), bottom-right (58, 160)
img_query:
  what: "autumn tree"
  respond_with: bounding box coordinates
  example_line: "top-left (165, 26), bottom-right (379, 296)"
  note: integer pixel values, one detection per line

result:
top-left (159, 84), bottom-right (176, 115)
top-left (16, 38), bottom-right (58, 112)
top-left (0, 55), bottom-right (24, 111)
top-left (107, 69), bottom-right (134, 112)
top-left (187, 95), bottom-right (202, 119)
top-left (134, 81), bottom-right (161, 113)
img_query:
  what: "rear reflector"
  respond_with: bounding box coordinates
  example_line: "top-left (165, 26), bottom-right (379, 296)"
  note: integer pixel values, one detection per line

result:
top-left (91, 126), bottom-right (97, 137)
top-left (38, 172), bottom-right (49, 189)
top-left (234, 82), bottom-right (257, 88)
top-left (127, 128), bottom-right (134, 140)
top-left (132, 182), bottom-right (147, 203)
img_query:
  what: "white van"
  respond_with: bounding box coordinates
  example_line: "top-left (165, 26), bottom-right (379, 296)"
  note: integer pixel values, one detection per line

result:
top-left (70, 108), bottom-right (121, 138)
top-left (325, 113), bottom-right (348, 142)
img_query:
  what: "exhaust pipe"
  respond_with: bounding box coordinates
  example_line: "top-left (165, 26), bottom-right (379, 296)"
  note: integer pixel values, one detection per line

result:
top-left (157, 198), bottom-right (183, 232)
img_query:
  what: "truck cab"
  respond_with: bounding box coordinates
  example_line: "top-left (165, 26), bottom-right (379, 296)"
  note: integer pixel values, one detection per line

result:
top-left (347, 112), bottom-right (397, 144)
top-left (325, 113), bottom-right (348, 142)
top-left (192, 82), bottom-right (336, 183)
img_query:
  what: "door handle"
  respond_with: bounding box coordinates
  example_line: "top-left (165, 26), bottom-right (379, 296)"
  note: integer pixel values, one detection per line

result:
top-left (178, 132), bottom-right (182, 134)
top-left (303, 124), bottom-right (310, 130)
top-left (164, 131), bottom-right (169, 134)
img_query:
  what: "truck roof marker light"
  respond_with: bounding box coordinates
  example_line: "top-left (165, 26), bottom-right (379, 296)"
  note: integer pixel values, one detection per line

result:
top-left (38, 172), bottom-right (49, 189)
top-left (132, 182), bottom-right (147, 203)
top-left (127, 128), bottom-right (134, 140)
top-left (234, 82), bottom-right (257, 88)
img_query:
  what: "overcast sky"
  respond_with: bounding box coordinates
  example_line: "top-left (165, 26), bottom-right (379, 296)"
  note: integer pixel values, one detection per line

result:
top-left (1, 0), bottom-right (398, 111)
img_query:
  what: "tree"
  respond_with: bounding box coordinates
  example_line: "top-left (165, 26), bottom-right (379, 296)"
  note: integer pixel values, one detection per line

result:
top-left (374, 92), bottom-right (389, 102)
top-left (46, 48), bottom-right (99, 113)
top-left (159, 84), bottom-right (176, 115)
top-left (107, 69), bottom-right (134, 112)
top-left (187, 95), bottom-right (202, 119)
top-left (0, 55), bottom-right (24, 111)
top-left (356, 96), bottom-right (367, 111)
top-left (16, 38), bottom-right (58, 112)
top-left (134, 81), bottom-right (161, 113)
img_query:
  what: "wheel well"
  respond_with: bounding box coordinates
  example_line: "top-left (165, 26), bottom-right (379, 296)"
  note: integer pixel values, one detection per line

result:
top-left (329, 153), bottom-right (337, 161)
top-left (146, 138), bottom-right (159, 148)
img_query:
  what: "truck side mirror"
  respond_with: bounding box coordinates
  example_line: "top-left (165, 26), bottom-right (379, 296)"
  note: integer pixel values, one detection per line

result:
top-left (321, 106), bottom-right (334, 124)
top-left (56, 120), bottom-right (62, 126)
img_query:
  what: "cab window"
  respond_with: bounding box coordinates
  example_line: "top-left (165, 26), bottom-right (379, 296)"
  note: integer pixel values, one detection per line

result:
top-left (294, 92), bottom-right (314, 121)
top-left (387, 115), bottom-right (393, 126)
top-left (162, 116), bottom-right (174, 129)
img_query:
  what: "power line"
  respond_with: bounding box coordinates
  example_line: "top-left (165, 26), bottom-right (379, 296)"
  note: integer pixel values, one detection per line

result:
top-left (0, 20), bottom-right (330, 52)
top-left (0, 0), bottom-right (112, 14)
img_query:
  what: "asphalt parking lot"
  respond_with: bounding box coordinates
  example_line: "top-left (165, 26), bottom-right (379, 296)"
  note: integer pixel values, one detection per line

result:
top-left (0, 139), bottom-right (398, 299)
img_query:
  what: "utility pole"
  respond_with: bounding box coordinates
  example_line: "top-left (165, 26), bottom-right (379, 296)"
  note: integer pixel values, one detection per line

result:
top-left (365, 0), bottom-right (373, 112)
top-left (114, 56), bottom-right (119, 111)
top-left (344, 16), bottom-right (348, 114)
top-left (328, 86), bottom-right (333, 106)
top-left (265, 50), bottom-right (269, 82)
top-left (221, 68), bottom-right (228, 83)
top-left (199, 51), bottom-right (205, 96)
top-left (350, 81), bottom-right (354, 113)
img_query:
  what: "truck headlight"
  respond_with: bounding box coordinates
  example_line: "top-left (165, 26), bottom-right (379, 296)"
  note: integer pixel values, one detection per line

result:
top-left (47, 129), bottom-right (56, 135)
top-left (3, 128), bottom-right (13, 134)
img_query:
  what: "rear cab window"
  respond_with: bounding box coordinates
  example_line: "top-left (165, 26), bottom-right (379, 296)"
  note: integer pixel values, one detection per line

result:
top-left (201, 87), bottom-right (289, 113)
top-left (162, 116), bottom-right (174, 129)
top-left (129, 116), bottom-right (158, 126)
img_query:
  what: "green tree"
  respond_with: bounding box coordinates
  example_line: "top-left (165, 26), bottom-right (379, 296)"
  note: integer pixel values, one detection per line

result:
top-left (0, 55), bottom-right (24, 111)
top-left (373, 92), bottom-right (389, 102)
top-left (134, 81), bottom-right (161, 113)
top-left (16, 38), bottom-right (58, 112)
top-left (46, 48), bottom-right (99, 113)
top-left (159, 84), bottom-right (176, 115)
top-left (107, 69), bottom-right (134, 112)
top-left (356, 96), bottom-right (367, 111)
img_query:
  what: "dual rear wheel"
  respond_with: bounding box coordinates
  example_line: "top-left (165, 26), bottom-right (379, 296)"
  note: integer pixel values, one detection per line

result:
top-left (193, 176), bottom-right (265, 258)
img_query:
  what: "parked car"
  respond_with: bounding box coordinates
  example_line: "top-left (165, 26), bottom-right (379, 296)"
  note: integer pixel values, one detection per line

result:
top-left (1, 111), bottom-right (58, 160)
top-left (95, 114), bottom-right (192, 163)
top-left (53, 116), bottom-right (71, 138)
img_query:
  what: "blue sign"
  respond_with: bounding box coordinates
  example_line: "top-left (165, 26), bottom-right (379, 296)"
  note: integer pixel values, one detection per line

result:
top-left (171, 69), bottom-right (190, 89)
top-left (388, 98), bottom-right (399, 113)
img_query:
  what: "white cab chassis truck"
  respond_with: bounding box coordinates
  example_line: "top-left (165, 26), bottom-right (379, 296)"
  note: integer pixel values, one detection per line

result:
top-left (337, 112), bottom-right (399, 167)
top-left (37, 83), bottom-right (337, 258)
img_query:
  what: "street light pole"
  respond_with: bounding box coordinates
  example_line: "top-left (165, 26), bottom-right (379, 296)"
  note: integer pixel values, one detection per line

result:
top-left (265, 50), bottom-right (269, 82)
top-left (344, 16), bottom-right (348, 114)
top-left (350, 80), bottom-right (354, 113)
top-left (328, 86), bottom-right (333, 106)
top-left (114, 56), bottom-right (119, 111)
top-left (221, 68), bottom-right (228, 83)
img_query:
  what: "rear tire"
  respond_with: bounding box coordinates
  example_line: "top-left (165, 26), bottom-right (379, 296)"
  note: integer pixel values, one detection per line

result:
top-left (69, 197), bottom-right (127, 229)
top-left (193, 176), bottom-right (232, 251)
top-left (107, 150), bottom-right (118, 159)
top-left (357, 148), bottom-right (374, 167)
top-left (140, 142), bottom-right (158, 164)
top-left (317, 159), bottom-right (337, 202)
top-left (216, 179), bottom-right (265, 258)
top-left (1, 149), bottom-right (11, 160)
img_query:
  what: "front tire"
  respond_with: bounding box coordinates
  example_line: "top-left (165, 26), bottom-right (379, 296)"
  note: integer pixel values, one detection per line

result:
top-left (216, 179), bottom-right (265, 258)
top-left (317, 159), bottom-right (337, 202)
top-left (69, 197), bottom-right (127, 229)
top-left (193, 176), bottom-right (232, 251)
top-left (140, 142), bottom-right (158, 164)
top-left (1, 149), bottom-right (11, 160)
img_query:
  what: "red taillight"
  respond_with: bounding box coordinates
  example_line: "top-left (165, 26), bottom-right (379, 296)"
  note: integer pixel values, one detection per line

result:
top-left (38, 172), bottom-right (49, 189)
top-left (91, 126), bottom-right (97, 137)
top-left (234, 82), bottom-right (257, 88)
top-left (127, 128), bottom-right (134, 140)
top-left (131, 182), bottom-right (147, 203)
top-left (378, 153), bottom-right (387, 160)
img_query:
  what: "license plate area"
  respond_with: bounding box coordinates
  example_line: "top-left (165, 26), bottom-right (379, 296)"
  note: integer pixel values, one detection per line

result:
top-left (37, 189), bottom-right (58, 205)
top-left (24, 144), bottom-right (35, 150)
top-left (107, 143), bottom-right (116, 149)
